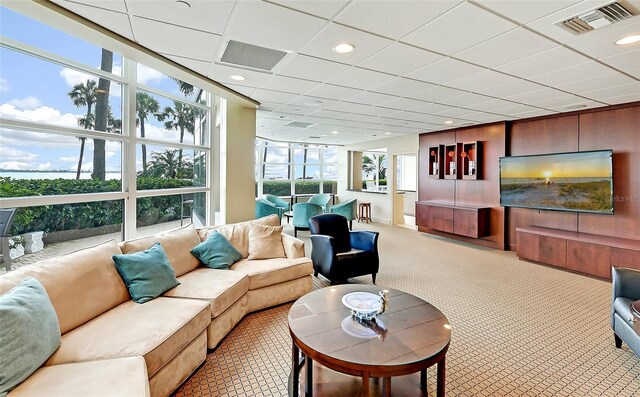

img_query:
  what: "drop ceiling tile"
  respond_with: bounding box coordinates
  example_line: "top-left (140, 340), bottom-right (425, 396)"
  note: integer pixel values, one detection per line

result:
top-left (258, 101), bottom-right (285, 111)
top-left (580, 82), bottom-right (640, 101)
top-left (52, 1), bottom-right (134, 39)
top-left (525, 0), bottom-right (620, 44)
top-left (327, 67), bottom-right (397, 90)
top-left (301, 23), bottom-right (393, 65)
top-left (380, 97), bottom-right (429, 111)
top-left (227, 1), bottom-right (326, 52)
top-left (475, 0), bottom-right (582, 24)
top-left (336, 0), bottom-right (462, 40)
top-left (357, 43), bottom-right (444, 76)
top-left (466, 98), bottom-right (523, 113)
top-left (555, 72), bottom-right (636, 94)
top-left (224, 83), bottom-right (256, 98)
top-left (488, 103), bottom-right (541, 115)
top-left (599, 49), bottom-right (640, 79)
top-left (408, 85), bottom-right (468, 102)
top-left (268, 0), bottom-right (349, 19)
top-left (567, 18), bottom-right (640, 59)
top-left (304, 83), bottom-right (362, 100)
top-left (371, 78), bottom-right (437, 97)
top-left (432, 106), bottom-right (486, 118)
top-left (163, 53), bottom-right (212, 75)
top-left (496, 46), bottom-right (591, 79)
top-left (410, 102), bottom-right (458, 114)
top-left (454, 28), bottom-right (557, 68)
top-left (509, 109), bottom-right (556, 119)
top-left (261, 75), bottom-right (321, 94)
top-left (325, 101), bottom-right (374, 114)
top-left (346, 91), bottom-right (397, 106)
top-left (547, 101), bottom-right (606, 112)
top-left (288, 95), bottom-right (339, 108)
top-left (527, 60), bottom-right (617, 86)
top-left (252, 89), bottom-right (300, 104)
top-left (270, 104), bottom-right (312, 116)
top-left (503, 87), bottom-right (568, 103)
top-left (403, 2), bottom-right (517, 55)
top-left (134, 17), bottom-right (221, 62)
top-left (445, 70), bottom-right (521, 93)
top-left (207, 63), bottom-right (273, 86)
top-left (476, 79), bottom-right (548, 97)
top-left (406, 58), bottom-right (485, 84)
top-left (529, 93), bottom-right (594, 108)
top-left (126, 0), bottom-right (234, 35)
top-left (278, 55), bottom-right (351, 81)
top-left (600, 92), bottom-right (640, 105)
top-left (441, 92), bottom-right (496, 107)
top-left (308, 109), bottom-right (351, 119)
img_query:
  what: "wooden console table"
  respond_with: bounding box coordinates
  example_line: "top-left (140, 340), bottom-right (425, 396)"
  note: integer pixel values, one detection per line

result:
top-left (515, 226), bottom-right (640, 279)
top-left (416, 201), bottom-right (490, 239)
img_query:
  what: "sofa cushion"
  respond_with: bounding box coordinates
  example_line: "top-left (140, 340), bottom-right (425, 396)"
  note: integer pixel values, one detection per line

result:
top-left (197, 215), bottom-right (281, 258)
top-left (45, 297), bottom-right (210, 378)
top-left (164, 268), bottom-right (249, 317)
top-left (191, 231), bottom-right (242, 270)
top-left (8, 357), bottom-right (150, 397)
top-left (113, 243), bottom-right (180, 304)
top-left (0, 240), bottom-right (128, 335)
top-left (0, 278), bottom-right (61, 396)
top-left (121, 224), bottom-right (201, 277)
top-left (230, 257), bottom-right (313, 290)
top-left (248, 224), bottom-right (286, 260)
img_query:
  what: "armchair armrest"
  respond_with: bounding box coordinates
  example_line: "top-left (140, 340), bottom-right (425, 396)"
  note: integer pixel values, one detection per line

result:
top-left (611, 267), bottom-right (640, 327)
top-left (281, 233), bottom-right (305, 259)
top-left (310, 235), bottom-right (337, 275)
top-left (350, 231), bottom-right (379, 252)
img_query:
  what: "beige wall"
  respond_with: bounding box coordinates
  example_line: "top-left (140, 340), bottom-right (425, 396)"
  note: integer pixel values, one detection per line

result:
top-left (338, 135), bottom-right (419, 224)
top-left (222, 100), bottom-right (257, 224)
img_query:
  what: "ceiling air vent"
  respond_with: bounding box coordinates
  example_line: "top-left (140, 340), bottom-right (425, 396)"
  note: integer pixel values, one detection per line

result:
top-left (558, 2), bottom-right (635, 35)
top-left (284, 121), bottom-right (316, 128)
top-left (307, 136), bottom-right (321, 139)
top-left (220, 40), bottom-right (287, 71)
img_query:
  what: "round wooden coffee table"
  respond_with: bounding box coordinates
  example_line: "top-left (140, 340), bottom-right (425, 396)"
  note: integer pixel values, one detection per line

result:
top-left (288, 284), bottom-right (451, 396)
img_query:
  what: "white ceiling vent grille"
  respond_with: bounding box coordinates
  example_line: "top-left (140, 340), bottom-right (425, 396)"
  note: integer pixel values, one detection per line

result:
top-left (558, 2), bottom-right (635, 35)
top-left (284, 121), bottom-right (316, 128)
top-left (220, 40), bottom-right (287, 71)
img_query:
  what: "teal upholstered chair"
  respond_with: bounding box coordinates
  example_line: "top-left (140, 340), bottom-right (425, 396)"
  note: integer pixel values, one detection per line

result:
top-left (329, 198), bottom-right (357, 230)
top-left (307, 193), bottom-right (332, 213)
top-left (263, 194), bottom-right (290, 212)
top-left (255, 198), bottom-right (283, 223)
top-left (292, 202), bottom-right (323, 237)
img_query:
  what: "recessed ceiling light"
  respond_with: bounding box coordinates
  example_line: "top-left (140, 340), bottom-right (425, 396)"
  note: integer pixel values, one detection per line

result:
top-left (332, 43), bottom-right (356, 54)
top-left (444, 120), bottom-right (454, 125)
top-left (331, 131), bottom-right (339, 134)
top-left (175, 0), bottom-right (191, 8)
top-left (615, 35), bottom-right (640, 45)
top-left (320, 134), bottom-right (328, 137)
top-left (303, 100), bottom-right (323, 107)
top-left (384, 132), bottom-right (391, 135)
top-left (230, 75), bottom-right (246, 81)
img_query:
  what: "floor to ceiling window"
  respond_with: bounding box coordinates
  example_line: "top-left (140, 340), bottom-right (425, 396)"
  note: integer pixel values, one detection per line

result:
top-left (0, 7), bottom-right (214, 254)
top-left (255, 139), bottom-right (338, 197)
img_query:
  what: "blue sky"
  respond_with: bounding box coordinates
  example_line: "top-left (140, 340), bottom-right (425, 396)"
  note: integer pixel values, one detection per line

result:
top-left (0, 7), bottom-right (204, 174)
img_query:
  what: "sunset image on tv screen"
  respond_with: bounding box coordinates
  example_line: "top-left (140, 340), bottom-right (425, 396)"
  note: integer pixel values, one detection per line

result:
top-left (500, 150), bottom-right (613, 213)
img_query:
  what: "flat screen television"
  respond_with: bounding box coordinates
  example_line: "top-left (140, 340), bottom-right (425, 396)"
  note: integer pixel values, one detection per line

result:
top-left (499, 150), bottom-right (613, 214)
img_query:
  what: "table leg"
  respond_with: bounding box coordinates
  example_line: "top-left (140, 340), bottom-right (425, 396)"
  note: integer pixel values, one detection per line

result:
top-left (382, 377), bottom-right (391, 397)
top-left (421, 368), bottom-right (427, 389)
top-left (437, 357), bottom-right (446, 397)
top-left (305, 356), bottom-right (313, 397)
top-left (292, 342), bottom-right (299, 397)
top-left (362, 372), bottom-right (369, 397)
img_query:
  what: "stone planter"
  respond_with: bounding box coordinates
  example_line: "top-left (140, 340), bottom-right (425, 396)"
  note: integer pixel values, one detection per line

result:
top-left (9, 237), bottom-right (25, 260)
top-left (22, 231), bottom-right (45, 254)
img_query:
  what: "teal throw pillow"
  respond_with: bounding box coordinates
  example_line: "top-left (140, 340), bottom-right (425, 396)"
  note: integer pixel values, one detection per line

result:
top-left (191, 231), bottom-right (242, 270)
top-left (112, 242), bottom-right (180, 304)
top-left (0, 277), bottom-right (61, 396)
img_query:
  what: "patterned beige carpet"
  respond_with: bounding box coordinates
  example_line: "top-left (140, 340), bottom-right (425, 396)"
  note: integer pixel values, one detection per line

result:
top-left (175, 222), bottom-right (640, 397)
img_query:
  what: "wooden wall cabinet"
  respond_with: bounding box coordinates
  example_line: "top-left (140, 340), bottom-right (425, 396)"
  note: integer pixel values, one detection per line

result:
top-left (515, 226), bottom-right (640, 279)
top-left (428, 145), bottom-right (444, 179)
top-left (416, 201), bottom-right (490, 239)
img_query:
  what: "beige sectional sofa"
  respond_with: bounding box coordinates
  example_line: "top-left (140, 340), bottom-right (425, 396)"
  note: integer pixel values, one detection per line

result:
top-left (0, 215), bottom-right (312, 397)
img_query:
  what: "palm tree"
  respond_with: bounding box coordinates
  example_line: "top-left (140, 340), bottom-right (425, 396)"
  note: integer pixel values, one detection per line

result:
top-left (157, 101), bottom-right (196, 169)
top-left (136, 92), bottom-right (160, 172)
top-left (68, 79), bottom-right (97, 179)
top-left (92, 49), bottom-right (114, 181)
top-left (363, 153), bottom-right (387, 181)
top-left (168, 76), bottom-right (194, 97)
top-left (139, 149), bottom-right (193, 179)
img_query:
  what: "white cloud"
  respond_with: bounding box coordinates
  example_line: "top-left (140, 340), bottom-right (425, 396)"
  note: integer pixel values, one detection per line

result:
top-left (37, 162), bottom-right (52, 170)
top-left (137, 64), bottom-right (165, 85)
top-left (59, 156), bottom-right (78, 163)
top-left (8, 96), bottom-right (42, 110)
top-left (59, 67), bottom-right (122, 96)
top-left (0, 104), bottom-right (80, 128)
top-left (0, 78), bottom-right (8, 92)
top-left (0, 146), bottom-right (38, 162)
top-left (0, 161), bottom-right (35, 170)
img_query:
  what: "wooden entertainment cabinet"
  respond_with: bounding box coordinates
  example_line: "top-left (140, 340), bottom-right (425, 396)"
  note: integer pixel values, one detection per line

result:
top-left (516, 226), bottom-right (640, 279)
top-left (416, 200), bottom-right (490, 239)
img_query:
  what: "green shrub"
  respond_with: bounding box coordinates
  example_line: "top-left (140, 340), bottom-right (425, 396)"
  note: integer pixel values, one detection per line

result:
top-left (258, 180), bottom-right (338, 196)
top-left (0, 177), bottom-right (193, 235)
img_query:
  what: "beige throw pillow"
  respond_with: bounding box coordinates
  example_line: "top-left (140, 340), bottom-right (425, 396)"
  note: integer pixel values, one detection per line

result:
top-left (248, 224), bottom-right (286, 260)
